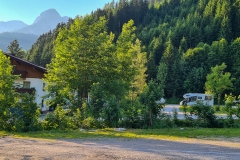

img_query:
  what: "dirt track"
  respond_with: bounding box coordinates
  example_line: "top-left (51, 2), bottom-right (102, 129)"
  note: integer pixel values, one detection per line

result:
top-left (1, 137), bottom-right (240, 160)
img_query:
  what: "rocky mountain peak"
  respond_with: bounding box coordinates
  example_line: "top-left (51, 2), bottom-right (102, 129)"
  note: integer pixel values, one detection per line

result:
top-left (33, 9), bottom-right (61, 24)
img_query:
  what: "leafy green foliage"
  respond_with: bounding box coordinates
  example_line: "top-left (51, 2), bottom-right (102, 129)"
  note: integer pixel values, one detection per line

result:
top-left (190, 101), bottom-right (216, 127)
top-left (12, 93), bottom-right (41, 132)
top-left (139, 80), bottom-right (164, 127)
top-left (120, 99), bottom-right (144, 128)
top-left (205, 63), bottom-right (235, 107)
top-left (224, 94), bottom-right (240, 127)
top-left (81, 117), bottom-right (99, 129)
top-left (88, 83), bottom-right (107, 119)
top-left (42, 106), bottom-right (72, 130)
top-left (10, 0), bottom-right (240, 130)
top-left (44, 16), bottom-right (146, 129)
top-left (45, 16), bottom-right (115, 114)
top-left (27, 0), bottom-right (240, 100)
top-left (101, 96), bottom-right (120, 128)
top-left (0, 50), bottom-right (19, 130)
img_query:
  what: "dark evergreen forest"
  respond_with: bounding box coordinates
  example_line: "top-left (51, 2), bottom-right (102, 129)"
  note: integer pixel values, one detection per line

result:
top-left (25, 0), bottom-right (240, 99)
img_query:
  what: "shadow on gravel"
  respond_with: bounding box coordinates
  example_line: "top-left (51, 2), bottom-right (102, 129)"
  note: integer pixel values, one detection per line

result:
top-left (60, 138), bottom-right (240, 160)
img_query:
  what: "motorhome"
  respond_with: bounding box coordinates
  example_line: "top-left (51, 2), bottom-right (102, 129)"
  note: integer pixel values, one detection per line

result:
top-left (180, 93), bottom-right (214, 106)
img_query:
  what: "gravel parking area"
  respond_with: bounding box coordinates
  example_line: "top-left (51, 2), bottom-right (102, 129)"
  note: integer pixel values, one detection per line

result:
top-left (1, 137), bottom-right (240, 160)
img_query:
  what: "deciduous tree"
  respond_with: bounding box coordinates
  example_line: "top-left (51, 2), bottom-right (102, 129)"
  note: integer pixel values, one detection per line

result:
top-left (45, 16), bottom-right (115, 115)
top-left (0, 50), bottom-right (18, 130)
top-left (205, 63), bottom-right (235, 107)
top-left (139, 80), bottom-right (163, 127)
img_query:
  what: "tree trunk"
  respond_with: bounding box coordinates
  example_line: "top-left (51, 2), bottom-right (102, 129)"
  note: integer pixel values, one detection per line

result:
top-left (218, 94), bottom-right (221, 108)
top-left (149, 108), bottom-right (152, 127)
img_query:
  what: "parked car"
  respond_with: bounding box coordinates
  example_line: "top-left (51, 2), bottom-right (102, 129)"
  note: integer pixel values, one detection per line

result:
top-left (155, 98), bottom-right (166, 104)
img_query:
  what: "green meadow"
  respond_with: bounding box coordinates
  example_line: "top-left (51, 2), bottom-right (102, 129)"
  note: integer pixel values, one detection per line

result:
top-left (1, 128), bottom-right (239, 141)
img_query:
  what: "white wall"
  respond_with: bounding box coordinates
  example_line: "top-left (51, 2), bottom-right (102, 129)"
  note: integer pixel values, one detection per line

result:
top-left (15, 78), bottom-right (49, 111)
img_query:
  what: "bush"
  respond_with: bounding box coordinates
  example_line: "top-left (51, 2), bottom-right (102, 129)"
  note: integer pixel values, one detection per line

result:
top-left (82, 117), bottom-right (98, 129)
top-left (119, 99), bottom-right (144, 128)
top-left (101, 96), bottom-right (120, 128)
top-left (42, 106), bottom-right (72, 130)
top-left (214, 105), bottom-right (220, 111)
top-left (7, 93), bottom-right (41, 132)
top-left (190, 101), bottom-right (217, 127)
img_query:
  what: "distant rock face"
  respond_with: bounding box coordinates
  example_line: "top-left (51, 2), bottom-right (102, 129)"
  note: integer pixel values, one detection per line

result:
top-left (0, 20), bottom-right (28, 33)
top-left (0, 9), bottom-right (69, 51)
top-left (15, 9), bottom-right (69, 35)
top-left (33, 8), bottom-right (61, 24)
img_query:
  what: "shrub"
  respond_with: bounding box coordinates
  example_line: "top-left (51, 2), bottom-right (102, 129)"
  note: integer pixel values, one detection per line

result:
top-left (119, 99), bottom-right (144, 128)
top-left (190, 101), bottom-right (217, 127)
top-left (82, 117), bottom-right (98, 129)
top-left (42, 106), bottom-right (71, 130)
top-left (101, 96), bottom-right (120, 128)
top-left (6, 93), bottom-right (41, 132)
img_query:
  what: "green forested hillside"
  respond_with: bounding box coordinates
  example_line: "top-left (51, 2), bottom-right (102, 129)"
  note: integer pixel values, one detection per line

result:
top-left (26, 0), bottom-right (240, 98)
top-left (0, 32), bottom-right (38, 51)
top-left (25, 22), bottom-right (71, 67)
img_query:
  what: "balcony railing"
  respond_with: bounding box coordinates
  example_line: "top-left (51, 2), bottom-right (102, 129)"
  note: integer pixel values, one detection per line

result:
top-left (16, 88), bottom-right (35, 94)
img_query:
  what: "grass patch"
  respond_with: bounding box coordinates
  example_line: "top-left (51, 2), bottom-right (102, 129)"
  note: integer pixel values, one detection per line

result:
top-left (0, 131), bottom-right (8, 137)
top-left (3, 128), bottom-right (240, 141)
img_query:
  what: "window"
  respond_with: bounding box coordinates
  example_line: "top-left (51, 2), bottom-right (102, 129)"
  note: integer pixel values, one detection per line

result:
top-left (197, 96), bottom-right (202, 100)
top-left (41, 99), bottom-right (44, 108)
top-left (205, 96), bottom-right (212, 101)
top-left (43, 83), bottom-right (46, 91)
top-left (23, 81), bottom-right (30, 88)
top-left (13, 65), bottom-right (16, 71)
top-left (191, 96), bottom-right (197, 102)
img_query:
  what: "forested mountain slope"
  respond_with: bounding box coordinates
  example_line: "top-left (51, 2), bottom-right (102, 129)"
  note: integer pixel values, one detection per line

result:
top-left (0, 32), bottom-right (38, 51)
top-left (26, 0), bottom-right (240, 98)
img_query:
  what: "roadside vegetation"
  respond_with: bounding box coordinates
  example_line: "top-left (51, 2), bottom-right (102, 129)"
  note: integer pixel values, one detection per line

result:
top-left (1, 0), bottom-right (240, 137)
top-left (179, 105), bottom-right (228, 115)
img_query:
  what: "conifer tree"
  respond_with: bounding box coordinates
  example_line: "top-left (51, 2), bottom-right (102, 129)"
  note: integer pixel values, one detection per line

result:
top-left (7, 39), bottom-right (24, 58)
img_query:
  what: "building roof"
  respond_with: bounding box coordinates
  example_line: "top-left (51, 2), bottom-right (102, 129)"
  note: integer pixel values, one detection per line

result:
top-left (5, 53), bottom-right (46, 72)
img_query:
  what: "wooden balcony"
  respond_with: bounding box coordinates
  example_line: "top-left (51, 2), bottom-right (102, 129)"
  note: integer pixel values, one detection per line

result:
top-left (12, 70), bottom-right (27, 79)
top-left (16, 88), bottom-right (35, 94)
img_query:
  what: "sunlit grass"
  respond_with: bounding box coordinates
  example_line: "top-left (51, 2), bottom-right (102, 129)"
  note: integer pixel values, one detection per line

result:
top-left (0, 131), bottom-right (8, 137)
top-left (1, 128), bottom-right (239, 141)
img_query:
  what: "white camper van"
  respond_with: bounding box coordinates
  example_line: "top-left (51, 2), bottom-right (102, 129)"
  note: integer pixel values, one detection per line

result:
top-left (180, 93), bottom-right (214, 106)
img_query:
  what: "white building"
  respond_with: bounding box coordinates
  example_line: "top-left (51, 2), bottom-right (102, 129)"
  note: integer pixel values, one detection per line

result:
top-left (6, 54), bottom-right (49, 112)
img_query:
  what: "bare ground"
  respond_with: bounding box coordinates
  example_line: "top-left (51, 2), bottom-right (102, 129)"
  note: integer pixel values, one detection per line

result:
top-left (0, 137), bottom-right (240, 160)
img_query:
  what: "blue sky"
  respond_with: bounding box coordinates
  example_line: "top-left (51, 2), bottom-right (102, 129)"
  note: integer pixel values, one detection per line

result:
top-left (0, 0), bottom-right (116, 25)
